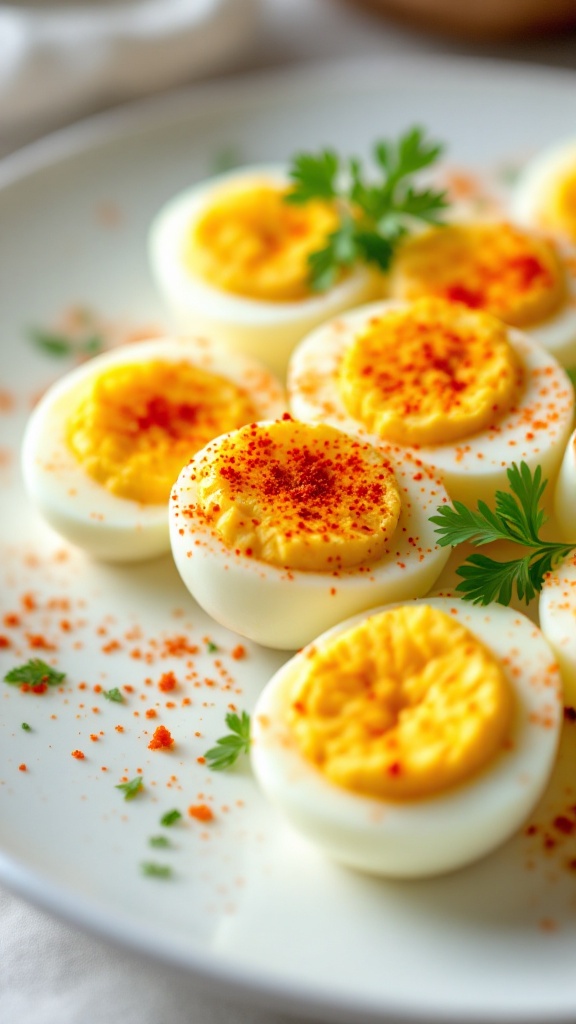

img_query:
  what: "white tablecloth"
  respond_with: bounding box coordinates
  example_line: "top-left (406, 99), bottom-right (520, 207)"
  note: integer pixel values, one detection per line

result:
top-left (2, 2), bottom-right (576, 1022)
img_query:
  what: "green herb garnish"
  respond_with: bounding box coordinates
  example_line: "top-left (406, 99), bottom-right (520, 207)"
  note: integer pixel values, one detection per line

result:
top-left (29, 328), bottom-right (104, 360)
top-left (103, 687), bottom-right (124, 703)
top-left (430, 462), bottom-right (575, 606)
top-left (21, 722), bottom-right (31, 731)
top-left (285, 126), bottom-right (448, 291)
top-left (149, 835), bottom-right (171, 849)
top-left (115, 776), bottom-right (143, 800)
top-left (203, 711), bottom-right (251, 771)
top-left (205, 640), bottom-right (218, 654)
top-left (160, 809), bottom-right (182, 827)
top-left (4, 659), bottom-right (65, 687)
top-left (140, 862), bottom-right (173, 879)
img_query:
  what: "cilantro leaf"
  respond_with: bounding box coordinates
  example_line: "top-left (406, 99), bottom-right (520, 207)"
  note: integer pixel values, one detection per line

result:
top-left (4, 659), bottom-right (65, 687)
top-left (115, 776), bottom-right (143, 800)
top-left (203, 711), bottom-right (251, 771)
top-left (430, 462), bottom-right (575, 606)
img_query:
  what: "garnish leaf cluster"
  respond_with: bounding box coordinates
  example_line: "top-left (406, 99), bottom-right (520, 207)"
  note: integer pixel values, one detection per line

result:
top-left (430, 462), bottom-right (574, 606)
top-left (285, 126), bottom-right (448, 290)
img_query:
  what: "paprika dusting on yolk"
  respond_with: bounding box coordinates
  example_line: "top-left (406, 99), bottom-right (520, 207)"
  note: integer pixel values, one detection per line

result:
top-left (65, 359), bottom-right (258, 505)
top-left (389, 222), bottom-right (566, 328)
top-left (338, 298), bottom-right (523, 447)
top-left (194, 419), bottom-right (402, 571)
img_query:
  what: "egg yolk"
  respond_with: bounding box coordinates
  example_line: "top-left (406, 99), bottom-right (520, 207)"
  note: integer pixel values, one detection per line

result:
top-left (540, 170), bottom-right (576, 244)
top-left (390, 222), bottom-right (566, 328)
top-left (184, 183), bottom-right (340, 302)
top-left (66, 359), bottom-right (257, 504)
top-left (338, 298), bottom-right (522, 446)
top-left (288, 604), bottom-right (513, 800)
top-left (195, 419), bottom-right (402, 571)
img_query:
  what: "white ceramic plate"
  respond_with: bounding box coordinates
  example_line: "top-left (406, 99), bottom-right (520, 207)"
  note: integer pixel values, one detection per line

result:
top-left (2, 55), bottom-right (576, 1024)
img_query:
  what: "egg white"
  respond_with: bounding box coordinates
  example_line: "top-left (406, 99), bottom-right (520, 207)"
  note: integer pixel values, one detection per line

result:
top-left (148, 165), bottom-right (379, 378)
top-left (288, 300), bottom-right (575, 506)
top-left (22, 336), bottom-right (285, 563)
top-left (512, 139), bottom-right (576, 249)
top-left (539, 551), bottom-right (576, 707)
top-left (554, 426), bottom-right (576, 542)
top-left (251, 596), bottom-right (563, 879)
top-left (169, 429), bottom-right (451, 650)
top-left (522, 270), bottom-right (576, 369)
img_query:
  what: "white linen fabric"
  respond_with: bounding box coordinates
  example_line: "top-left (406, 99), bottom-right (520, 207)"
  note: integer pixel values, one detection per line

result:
top-left (0, 0), bottom-right (259, 132)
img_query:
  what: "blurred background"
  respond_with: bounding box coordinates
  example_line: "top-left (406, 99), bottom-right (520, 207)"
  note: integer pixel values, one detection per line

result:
top-left (2, 0), bottom-right (576, 159)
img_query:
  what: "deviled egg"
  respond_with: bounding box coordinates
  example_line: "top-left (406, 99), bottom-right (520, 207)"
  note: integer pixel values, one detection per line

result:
top-left (169, 418), bottom-right (450, 649)
top-left (251, 598), bottom-right (562, 878)
top-left (148, 166), bottom-right (379, 376)
top-left (22, 336), bottom-right (285, 561)
top-left (288, 297), bottom-right (574, 505)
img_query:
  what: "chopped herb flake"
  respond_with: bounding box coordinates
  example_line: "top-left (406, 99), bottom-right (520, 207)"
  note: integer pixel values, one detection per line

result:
top-left (103, 687), bottom-right (124, 703)
top-left (115, 776), bottom-right (143, 800)
top-left (5, 659), bottom-right (65, 687)
top-left (149, 835), bottom-right (171, 849)
top-left (205, 640), bottom-right (218, 653)
top-left (160, 809), bottom-right (182, 827)
top-left (21, 722), bottom-right (31, 731)
top-left (141, 862), bottom-right (173, 879)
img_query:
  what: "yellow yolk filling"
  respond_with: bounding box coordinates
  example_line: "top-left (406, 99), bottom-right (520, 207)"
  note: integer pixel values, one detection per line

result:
top-left (390, 222), bottom-right (565, 328)
top-left (195, 419), bottom-right (402, 571)
top-left (184, 183), bottom-right (340, 302)
top-left (66, 360), bottom-right (257, 505)
top-left (541, 171), bottom-right (576, 245)
top-left (339, 298), bottom-right (522, 446)
top-left (289, 604), bottom-right (513, 800)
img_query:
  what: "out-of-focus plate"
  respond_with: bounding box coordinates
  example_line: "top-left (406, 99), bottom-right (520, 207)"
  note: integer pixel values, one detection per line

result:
top-left (1, 55), bottom-right (576, 1024)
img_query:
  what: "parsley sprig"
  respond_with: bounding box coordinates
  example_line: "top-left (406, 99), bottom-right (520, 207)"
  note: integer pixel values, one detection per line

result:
top-left (4, 659), bottom-right (65, 687)
top-left (285, 126), bottom-right (448, 290)
top-left (203, 711), bottom-right (251, 771)
top-left (430, 462), bottom-right (575, 606)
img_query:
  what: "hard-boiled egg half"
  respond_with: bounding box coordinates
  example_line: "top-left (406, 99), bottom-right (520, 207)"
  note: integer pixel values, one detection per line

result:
top-left (387, 220), bottom-right (576, 368)
top-left (148, 165), bottom-right (379, 377)
top-left (512, 139), bottom-right (576, 250)
top-left (553, 426), bottom-right (576, 543)
top-left (251, 598), bottom-right (562, 878)
top-left (288, 297), bottom-right (574, 505)
top-left (169, 417), bottom-right (450, 650)
top-left (22, 336), bottom-right (285, 562)
top-left (539, 550), bottom-right (576, 707)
